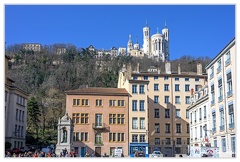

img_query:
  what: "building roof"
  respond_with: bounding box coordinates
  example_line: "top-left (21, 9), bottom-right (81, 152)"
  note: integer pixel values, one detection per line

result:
top-left (65, 87), bottom-right (130, 96)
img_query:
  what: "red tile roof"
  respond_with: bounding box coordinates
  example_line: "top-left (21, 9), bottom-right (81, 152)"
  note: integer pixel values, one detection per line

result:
top-left (65, 87), bottom-right (130, 96)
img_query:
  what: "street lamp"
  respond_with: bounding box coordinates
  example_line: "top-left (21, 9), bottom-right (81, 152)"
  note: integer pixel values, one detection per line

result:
top-left (202, 126), bottom-right (212, 147)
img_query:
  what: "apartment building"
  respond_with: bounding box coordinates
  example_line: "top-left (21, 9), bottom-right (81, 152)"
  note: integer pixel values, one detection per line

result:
top-left (118, 62), bottom-right (207, 157)
top-left (5, 55), bottom-right (29, 149)
top-left (118, 64), bottom-right (149, 157)
top-left (65, 87), bottom-right (129, 157)
top-left (187, 86), bottom-right (211, 147)
top-left (205, 38), bottom-right (236, 157)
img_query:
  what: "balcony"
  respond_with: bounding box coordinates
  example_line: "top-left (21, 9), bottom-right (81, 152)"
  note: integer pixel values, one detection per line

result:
top-left (227, 90), bottom-right (233, 97)
top-left (220, 125), bottom-right (225, 131)
top-left (225, 58), bottom-right (231, 66)
top-left (218, 95), bottom-right (223, 102)
top-left (92, 123), bottom-right (110, 132)
top-left (229, 123), bottom-right (235, 129)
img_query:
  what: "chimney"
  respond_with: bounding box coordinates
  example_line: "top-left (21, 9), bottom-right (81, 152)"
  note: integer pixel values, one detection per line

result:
top-left (197, 62), bottom-right (202, 75)
top-left (178, 63), bottom-right (181, 74)
top-left (137, 62), bottom-right (140, 73)
top-left (157, 67), bottom-right (161, 74)
top-left (165, 61), bottom-right (171, 74)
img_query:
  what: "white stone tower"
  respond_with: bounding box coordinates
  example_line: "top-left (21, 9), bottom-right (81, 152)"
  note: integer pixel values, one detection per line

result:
top-left (55, 112), bottom-right (74, 156)
top-left (162, 21), bottom-right (170, 61)
top-left (143, 20), bottom-right (151, 54)
top-left (127, 34), bottom-right (133, 55)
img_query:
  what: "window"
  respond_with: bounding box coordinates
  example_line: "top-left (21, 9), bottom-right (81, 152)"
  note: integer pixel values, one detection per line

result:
top-left (200, 126), bottom-right (202, 138)
top-left (132, 100), bottom-right (137, 111)
top-left (165, 124), bottom-right (170, 133)
top-left (72, 113), bottom-right (89, 124)
top-left (225, 52), bottom-right (231, 66)
top-left (164, 84), bottom-right (169, 91)
top-left (22, 111), bottom-right (24, 122)
top-left (190, 113), bottom-right (192, 123)
top-left (155, 123), bottom-right (160, 133)
top-left (132, 85), bottom-right (137, 94)
top-left (222, 137), bottom-right (226, 152)
top-left (164, 76), bottom-right (169, 80)
top-left (154, 109), bottom-right (159, 118)
top-left (219, 106), bottom-right (225, 131)
top-left (140, 118), bottom-right (145, 129)
top-left (199, 108), bottom-right (202, 120)
top-left (139, 100), bottom-right (145, 111)
top-left (195, 85), bottom-right (200, 92)
top-left (73, 99), bottom-right (80, 106)
top-left (117, 100), bottom-right (125, 107)
top-left (186, 110), bottom-right (189, 119)
top-left (96, 99), bottom-right (103, 106)
top-left (80, 132), bottom-right (89, 141)
top-left (109, 100), bottom-right (116, 107)
top-left (16, 109), bottom-right (18, 120)
top-left (227, 71), bottom-right (232, 97)
top-left (231, 136), bottom-right (235, 153)
top-left (132, 134), bottom-right (138, 142)
top-left (228, 102), bottom-right (234, 128)
top-left (81, 113), bottom-right (89, 124)
top-left (175, 96), bottom-right (180, 104)
top-left (214, 139), bottom-right (217, 147)
top-left (109, 132), bottom-right (125, 142)
top-left (195, 78), bottom-right (199, 81)
top-left (212, 110), bottom-right (216, 132)
top-left (176, 138), bottom-right (182, 145)
top-left (165, 96), bottom-right (170, 104)
top-left (166, 138), bottom-right (171, 144)
top-left (175, 77), bottom-right (179, 81)
top-left (82, 99), bottom-right (89, 106)
top-left (187, 124), bottom-right (189, 133)
top-left (74, 132), bottom-right (80, 141)
top-left (154, 76), bottom-right (158, 80)
top-left (133, 76), bottom-right (138, 80)
top-left (176, 109), bottom-right (180, 118)
top-left (109, 114), bottom-right (125, 124)
top-left (139, 85), bottom-right (145, 94)
top-left (19, 110), bottom-right (21, 121)
top-left (210, 66), bottom-right (214, 79)
top-left (132, 118), bottom-right (138, 129)
top-left (217, 59), bottom-right (222, 73)
top-left (154, 84), bottom-right (159, 91)
top-left (186, 96), bottom-right (190, 104)
top-left (95, 133), bottom-right (102, 144)
top-left (140, 134), bottom-right (145, 142)
top-left (155, 138), bottom-right (160, 145)
top-left (143, 76), bottom-right (148, 80)
top-left (187, 138), bottom-right (190, 145)
top-left (211, 84), bottom-right (215, 105)
top-left (185, 84), bottom-right (190, 91)
top-left (176, 124), bottom-right (181, 133)
top-left (154, 96), bottom-right (159, 103)
top-left (185, 78), bottom-right (189, 81)
top-left (175, 84), bottom-right (180, 91)
top-left (204, 106), bottom-right (207, 119)
top-left (218, 78), bottom-right (223, 101)
top-left (5, 91), bottom-right (8, 101)
top-left (165, 109), bottom-right (170, 118)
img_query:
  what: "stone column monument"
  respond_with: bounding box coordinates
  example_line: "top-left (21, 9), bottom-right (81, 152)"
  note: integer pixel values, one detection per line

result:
top-left (55, 112), bottom-right (74, 156)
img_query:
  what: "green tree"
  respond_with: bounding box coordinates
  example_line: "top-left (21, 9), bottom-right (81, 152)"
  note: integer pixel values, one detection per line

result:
top-left (27, 96), bottom-right (41, 140)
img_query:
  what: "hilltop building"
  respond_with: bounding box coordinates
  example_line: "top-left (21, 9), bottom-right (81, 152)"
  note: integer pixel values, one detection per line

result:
top-left (127, 21), bottom-right (170, 62)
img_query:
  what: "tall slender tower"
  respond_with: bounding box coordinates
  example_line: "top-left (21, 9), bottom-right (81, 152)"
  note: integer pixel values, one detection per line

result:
top-left (143, 20), bottom-right (151, 55)
top-left (162, 21), bottom-right (170, 61)
top-left (127, 34), bottom-right (133, 55)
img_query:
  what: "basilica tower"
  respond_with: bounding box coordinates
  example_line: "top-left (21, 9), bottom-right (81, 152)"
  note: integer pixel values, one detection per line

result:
top-left (143, 20), bottom-right (151, 55)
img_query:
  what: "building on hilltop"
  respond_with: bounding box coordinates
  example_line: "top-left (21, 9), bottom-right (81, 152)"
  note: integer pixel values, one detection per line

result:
top-left (127, 21), bottom-right (170, 62)
top-left (23, 43), bottom-right (42, 52)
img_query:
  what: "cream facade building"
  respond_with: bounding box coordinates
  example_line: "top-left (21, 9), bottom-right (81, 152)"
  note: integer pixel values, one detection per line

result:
top-left (187, 86), bottom-right (211, 148)
top-left (205, 38), bottom-right (236, 157)
top-left (118, 62), bottom-right (207, 157)
top-left (5, 55), bottom-right (29, 149)
top-left (23, 43), bottom-right (42, 52)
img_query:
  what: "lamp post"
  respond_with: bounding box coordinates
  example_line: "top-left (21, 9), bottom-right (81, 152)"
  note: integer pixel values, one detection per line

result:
top-left (202, 125), bottom-right (212, 147)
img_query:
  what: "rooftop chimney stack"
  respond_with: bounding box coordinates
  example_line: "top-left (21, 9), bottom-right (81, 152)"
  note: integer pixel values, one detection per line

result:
top-left (165, 61), bottom-right (171, 74)
top-left (178, 63), bottom-right (181, 74)
top-left (197, 62), bottom-right (202, 75)
top-left (157, 67), bottom-right (161, 74)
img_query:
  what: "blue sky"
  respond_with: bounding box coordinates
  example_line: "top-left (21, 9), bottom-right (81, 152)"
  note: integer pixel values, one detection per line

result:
top-left (4, 4), bottom-right (235, 60)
